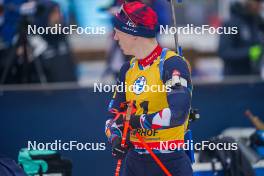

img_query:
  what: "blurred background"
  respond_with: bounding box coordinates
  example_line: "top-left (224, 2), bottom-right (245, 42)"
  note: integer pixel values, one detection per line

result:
top-left (0, 0), bottom-right (264, 84)
top-left (0, 0), bottom-right (264, 175)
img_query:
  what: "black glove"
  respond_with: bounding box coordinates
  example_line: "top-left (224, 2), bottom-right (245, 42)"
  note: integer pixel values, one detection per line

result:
top-left (112, 101), bottom-right (139, 129)
top-left (117, 114), bottom-right (142, 129)
top-left (112, 137), bottom-right (129, 160)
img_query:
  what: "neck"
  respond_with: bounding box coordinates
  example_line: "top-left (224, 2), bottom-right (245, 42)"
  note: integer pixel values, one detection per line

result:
top-left (134, 39), bottom-right (158, 59)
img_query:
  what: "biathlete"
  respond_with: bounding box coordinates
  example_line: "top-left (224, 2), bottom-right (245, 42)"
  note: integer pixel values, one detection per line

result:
top-left (105, 1), bottom-right (193, 176)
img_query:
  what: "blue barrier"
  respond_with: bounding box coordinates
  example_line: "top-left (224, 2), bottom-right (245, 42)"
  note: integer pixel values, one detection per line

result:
top-left (0, 81), bottom-right (263, 175)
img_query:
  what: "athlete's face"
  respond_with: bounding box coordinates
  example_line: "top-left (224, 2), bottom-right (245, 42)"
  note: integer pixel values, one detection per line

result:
top-left (114, 28), bottom-right (136, 55)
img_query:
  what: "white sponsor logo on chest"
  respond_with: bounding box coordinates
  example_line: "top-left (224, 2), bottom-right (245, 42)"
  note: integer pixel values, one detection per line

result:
top-left (133, 76), bottom-right (147, 95)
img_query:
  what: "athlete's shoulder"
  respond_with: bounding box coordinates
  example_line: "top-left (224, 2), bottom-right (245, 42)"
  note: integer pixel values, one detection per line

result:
top-left (162, 51), bottom-right (191, 82)
top-left (162, 49), bottom-right (185, 64)
top-left (164, 50), bottom-right (191, 73)
top-left (162, 53), bottom-right (192, 90)
top-left (164, 50), bottom-right (178, 60)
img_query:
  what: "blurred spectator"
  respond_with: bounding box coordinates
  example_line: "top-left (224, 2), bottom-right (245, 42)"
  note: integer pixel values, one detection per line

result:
top-left (0, 0), bottom-right (76, 84)
top-left (34, 1), bottom-right (77, 82)
top-left (218, 0), bottom-right (264, 76)
top-left (0, 0), bottom-right (28, 83)
top-left (0, 0), bottom-right (25, 48)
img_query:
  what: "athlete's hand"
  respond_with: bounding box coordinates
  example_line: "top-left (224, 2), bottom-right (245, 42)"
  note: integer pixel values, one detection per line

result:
top-left (110, 101), bottom-right (138, 128)
top-left (112, 137), bottom-right (129, 160)
top-left (116, 113), bottom-right (141, 129)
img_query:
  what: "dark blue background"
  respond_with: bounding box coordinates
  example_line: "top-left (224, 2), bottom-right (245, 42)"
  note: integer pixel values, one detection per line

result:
top-left (0, 82), bottom-right (263, 175)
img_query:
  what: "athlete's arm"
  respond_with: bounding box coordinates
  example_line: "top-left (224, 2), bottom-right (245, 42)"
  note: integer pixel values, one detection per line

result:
top-left (105, 62), bottom-right (130, 143)
top-left (108, 62), bottom-right (130, 111)
top-left (131, 56), bottom-right (192, 129)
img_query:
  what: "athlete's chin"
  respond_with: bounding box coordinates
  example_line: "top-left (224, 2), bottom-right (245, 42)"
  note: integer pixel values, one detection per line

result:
top-left (119, 44), bottom-right (132, 55)
top-left (123, 50), bottom-right (129, 55)
top-left (121, 48), bottom-right (129, 55)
